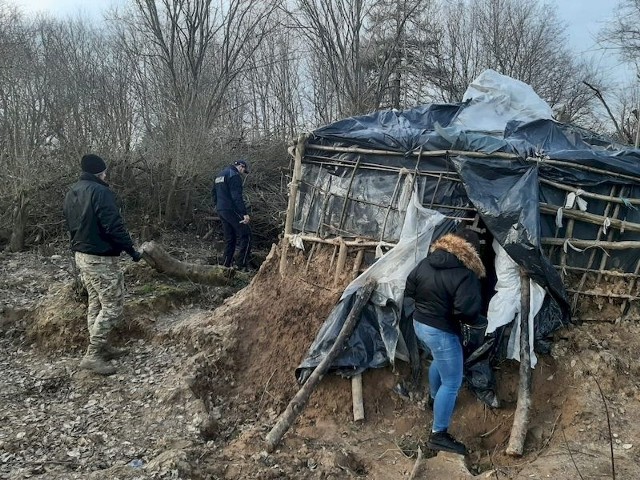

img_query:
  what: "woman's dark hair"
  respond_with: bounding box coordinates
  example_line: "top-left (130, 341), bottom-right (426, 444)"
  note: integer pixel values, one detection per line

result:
top-left (455, 228), bottom-right (481, 252)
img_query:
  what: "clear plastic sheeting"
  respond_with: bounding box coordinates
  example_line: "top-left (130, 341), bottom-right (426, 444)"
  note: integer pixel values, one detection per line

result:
top-left (455, 69), bottom-right (554, 133)
top-left (296, 191), bottom-right (444, 382)
top-left (293, 163), bottom-right (416, 242)
top-left (487, 240), bottom-right (545, 368)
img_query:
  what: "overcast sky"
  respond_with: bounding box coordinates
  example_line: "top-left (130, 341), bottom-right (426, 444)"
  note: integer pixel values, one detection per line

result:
top-left (7, 0), bottom-right (634, 83)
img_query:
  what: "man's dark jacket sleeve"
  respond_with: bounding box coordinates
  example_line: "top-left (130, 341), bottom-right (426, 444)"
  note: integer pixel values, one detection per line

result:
top-left (64, 174), bottom-right (135, 257)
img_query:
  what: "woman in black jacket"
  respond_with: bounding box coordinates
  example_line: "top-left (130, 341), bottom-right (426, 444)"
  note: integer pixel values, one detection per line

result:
top-left (405, 229), bottom-right (486, 455)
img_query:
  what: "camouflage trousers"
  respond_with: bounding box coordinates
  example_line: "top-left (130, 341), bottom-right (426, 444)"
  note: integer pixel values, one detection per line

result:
top-left (75, 252), bottom-right (124, 347)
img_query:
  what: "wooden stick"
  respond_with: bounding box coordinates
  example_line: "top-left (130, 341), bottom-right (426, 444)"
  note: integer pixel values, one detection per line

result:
top-left (285, 233), bottom-right (397, 249)
top-left (554, 264), bottom-right (640, 279)
top-left (300, 162), bottom-right (326, 233)
top-left (352, 374), bottom-right (365, 422)
top-left (540, 202), bottom-right (640, 234)
top-left (304, 156), bottom-right (464, 182)
top-left (304, 242), bottom-right (317, 274)
top-left (333, 239), bottom-right (348, 288)
top-left (540, 178), bottom-right (640, 205)
top-left (306, 143), bottom-right (640, 183)
top-left (380, 172), bottom-right (404, 242)
top-left (565, 289), bottom-right (639, 300)
top-left (541, 238), bottom-right (640, 250)
top-left (408, 446), bottom-right (423, 480)
top-left (597, 186), bottom-right (628, 285)
top-left (352, 248), bottom-right (365, 279)
top-left (309, 143), bottom-right (520, 160)
top-left (284, 134), bottom-right (306, 236)
top-left (279, 240), bottom-right (289, 276)
top-left (264, 280), bottom-right (376, 452)
top-left (621, 257), bottom-right (640, 315)
top-left (560, 218), bottom-right (575, 282)
top-left (506, 271), bottom-right (532, 457)
top-left (337, 159), bottom-right (360, 232)
top-left (570, 185), bottom-right (617, 312)
top-left (530, 157), bottom-right (640, 183)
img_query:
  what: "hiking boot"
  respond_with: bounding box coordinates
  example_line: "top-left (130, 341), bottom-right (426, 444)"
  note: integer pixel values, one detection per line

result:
top-left (428, 430), bottom-right (467, 455)
top-left (100, 344), bottom-right (129, 361)
top-left (79, 345), bottom-right (116, 376)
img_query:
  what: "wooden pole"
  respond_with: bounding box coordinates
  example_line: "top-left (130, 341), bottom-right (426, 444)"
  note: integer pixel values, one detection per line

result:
top-left (284, 134), bottom-right (306, 236)
top-left (279, 240), bottom-right (289, 276)
top-left (264, 280), bottom-right (376, 452)
top-left (351, 374), bottom-right (365, 421)
top-left (540, 178), bottom-right (640, 206)
top-left (333, 238), bottom-right (348, 288)
top-left (541, 238), bottom-right (640, 250)
top-left (540, 202), bottom-right (640, 234)
top-left (506, 270), bottom-right (532, 457)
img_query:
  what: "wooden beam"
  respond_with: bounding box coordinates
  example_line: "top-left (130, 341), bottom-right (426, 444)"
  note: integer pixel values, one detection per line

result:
top-left (352, 374), bottom-right (365, 422)
top-left (506, 271), bottom-right (532, 457)
top-left (540, 202), bottom-right (640, 234)
top-left (284, 134), bottom-right (306, 236)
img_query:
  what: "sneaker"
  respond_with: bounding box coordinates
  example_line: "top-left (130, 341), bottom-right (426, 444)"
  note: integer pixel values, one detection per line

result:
top-left (428, 430), bottom-right (467, 455)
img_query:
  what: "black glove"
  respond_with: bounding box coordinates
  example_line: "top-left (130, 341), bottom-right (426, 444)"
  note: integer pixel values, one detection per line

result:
top-left (131, 250), bottom-right (143, 262)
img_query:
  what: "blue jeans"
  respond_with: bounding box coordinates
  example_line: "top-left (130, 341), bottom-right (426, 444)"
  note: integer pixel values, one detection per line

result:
top-left (414, 321), bottom-right (463, 432)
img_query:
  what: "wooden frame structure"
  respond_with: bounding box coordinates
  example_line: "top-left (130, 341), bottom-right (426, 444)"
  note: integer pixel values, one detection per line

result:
top-left (281, 136), bottom-right (640, 321)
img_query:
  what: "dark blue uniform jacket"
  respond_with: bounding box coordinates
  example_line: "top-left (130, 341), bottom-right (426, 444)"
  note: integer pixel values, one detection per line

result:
top-left (212, 165), bottom-right (248, 216)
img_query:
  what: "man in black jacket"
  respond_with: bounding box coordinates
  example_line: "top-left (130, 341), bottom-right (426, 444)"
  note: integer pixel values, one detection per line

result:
top-left (63, 154), bottom-right (142, 375)
top-left (212, 159), bottom-right (251, 270)
top-left (405, 228), bottom-right (486, 455)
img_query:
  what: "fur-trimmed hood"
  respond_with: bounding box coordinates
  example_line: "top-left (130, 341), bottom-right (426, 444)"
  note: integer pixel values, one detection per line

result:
top-left (430, 233), bottom-right (486, 278)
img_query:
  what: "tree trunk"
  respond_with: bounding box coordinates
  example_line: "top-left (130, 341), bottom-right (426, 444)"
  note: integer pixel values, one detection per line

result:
top-left (7, 190), bottom-right (29, 253)
top-left (140, 241), bottom-right (237, 285)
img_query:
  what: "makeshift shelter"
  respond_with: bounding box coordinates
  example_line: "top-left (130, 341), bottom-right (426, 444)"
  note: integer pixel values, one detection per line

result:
top-left (279, 70), bottom-right (640, 407)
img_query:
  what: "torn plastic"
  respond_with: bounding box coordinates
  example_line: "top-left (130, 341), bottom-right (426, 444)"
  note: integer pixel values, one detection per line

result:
top-left (295, 191), bottom-right (444, 383)
top-left (454, 69), bottom-right (554, 133)
top-left (294, 69), bottom-right (640, 403)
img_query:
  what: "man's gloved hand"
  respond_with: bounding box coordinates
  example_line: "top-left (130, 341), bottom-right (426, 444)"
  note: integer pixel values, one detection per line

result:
top-left (131, 250), bottom-right (143, 262)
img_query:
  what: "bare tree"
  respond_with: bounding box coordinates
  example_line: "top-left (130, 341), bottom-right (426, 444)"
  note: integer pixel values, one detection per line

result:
top-left (600, 0), bottom-right (640, 67)
top-left (0, 7), bottom-right (49, 251)
top-left (287, 0), bottom-right (430, 119)
top-left (113, 0), bottom-right (278, 224)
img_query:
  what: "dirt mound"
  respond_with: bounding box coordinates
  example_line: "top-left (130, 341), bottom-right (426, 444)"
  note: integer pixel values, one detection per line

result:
top-left (25, 282), bottom-right (87, 351)
top-left (23, 260), bottom-right (235, 353)
top-left (4, 236), bottom-right (640, 479)
top-left (179, 240), bottom-right (640, 478)
top-left (229, 244), bottom-right (344, 406)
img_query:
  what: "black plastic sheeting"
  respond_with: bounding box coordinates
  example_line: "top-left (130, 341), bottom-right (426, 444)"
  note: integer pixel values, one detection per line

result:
top-left (296, 102), bottom-right (640, 394)
top-left (452, 156), bottom-right (570, 323)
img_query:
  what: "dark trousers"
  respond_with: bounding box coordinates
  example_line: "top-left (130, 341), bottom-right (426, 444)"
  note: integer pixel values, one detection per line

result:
top-left (218, 209), bottom-right (251, 268)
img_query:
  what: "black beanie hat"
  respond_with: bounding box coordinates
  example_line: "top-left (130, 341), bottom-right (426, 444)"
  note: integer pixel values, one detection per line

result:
top-left (81, 154), bottom-right (107, 174)
top-left (456, 228), bottom-right (481, 252)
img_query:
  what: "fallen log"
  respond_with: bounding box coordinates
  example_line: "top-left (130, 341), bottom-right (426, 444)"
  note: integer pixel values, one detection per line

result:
top-left (140, 241), bottom-right (235, 285)
top-left (506, 270), bottom-right (532, 456)
top-left (264, 279), bottom-right (376, 452)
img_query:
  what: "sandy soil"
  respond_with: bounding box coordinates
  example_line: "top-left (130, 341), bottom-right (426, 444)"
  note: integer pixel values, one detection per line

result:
top-left (1, 237), bottom-right (639, 479)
